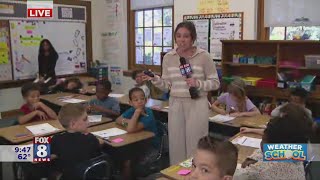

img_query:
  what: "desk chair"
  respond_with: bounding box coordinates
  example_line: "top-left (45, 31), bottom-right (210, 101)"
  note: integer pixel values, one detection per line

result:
top-left (14, 153), bottom-right (113, 180)
top-left (60, 153), bottom-right (114, 180)
top-left (155, 120), bottom-right (169, 161)
top-left (135, 120), bottom-right (169, 177)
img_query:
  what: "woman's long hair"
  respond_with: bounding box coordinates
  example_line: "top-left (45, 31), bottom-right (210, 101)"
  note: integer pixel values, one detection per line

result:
top-left (38, 39), bottom-right (58, 57)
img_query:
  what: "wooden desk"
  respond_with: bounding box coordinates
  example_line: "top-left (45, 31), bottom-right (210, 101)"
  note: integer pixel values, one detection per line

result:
top-left (87, 122), bottom-right (154, 148)
top-left (229, 132), bottom-right (262, 163)
top-left (0, 120), bottom-right (64, 144)
top-left (0, 117), bottom-right (112, 145)
top-left (209, 111), bottom-right (270, 129)
top-left (160, 161), bottom-right (191, 180)
top-left (41, 92), bottom-right (93, 107)
top-left (118, 94), bottom-right (169, 113)
top-left (160, 133), bottom-right (262, 180)
top-left (88, 116), bottom-right (112, 126)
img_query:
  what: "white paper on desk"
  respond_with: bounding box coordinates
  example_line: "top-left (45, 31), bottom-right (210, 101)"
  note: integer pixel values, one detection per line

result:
top-left (26, 123), bottom-right (60, 136)
top-left (232, 136), bottom-right (262, 149)
top-left (88, 115), bottom-right (102, 123)
top-left (209, 114), bottom-right (235, 123)
top-left (109, 93), bottom-right (125, 98)
top-left (61, 98), bottom-right (86, 103)
top-left (91, 128), bottom-right (127, 139)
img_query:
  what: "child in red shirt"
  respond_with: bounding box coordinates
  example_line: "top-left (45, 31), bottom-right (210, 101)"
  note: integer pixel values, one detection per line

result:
top-left (18, 83), bottom-right (57, 124)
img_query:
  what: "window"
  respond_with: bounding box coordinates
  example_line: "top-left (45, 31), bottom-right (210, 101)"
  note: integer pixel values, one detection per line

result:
top-left (129, 7), bottom-right (173, 72)
top-left (269, 26), bottom-right (320, 40)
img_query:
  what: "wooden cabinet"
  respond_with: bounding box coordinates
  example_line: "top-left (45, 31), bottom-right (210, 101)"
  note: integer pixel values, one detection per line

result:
top-left (221, 40), bottom-right (320, 101)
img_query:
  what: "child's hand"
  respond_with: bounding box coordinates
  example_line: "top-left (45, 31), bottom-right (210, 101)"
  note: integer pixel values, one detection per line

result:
top-left (134, 108), bottom-right (144, 115)
top-left (33, 102), bottom-right (44, 110)
top-left (240, 127), bottom-right (252, 134)
top-left (241, 158), bottom-right (257, 168)
top-left (230, 112), bottom-right (242, 117)
top-left (90, 105), bottom-right (104, 112)
top-left (37, 110), bottom-right (48, 120)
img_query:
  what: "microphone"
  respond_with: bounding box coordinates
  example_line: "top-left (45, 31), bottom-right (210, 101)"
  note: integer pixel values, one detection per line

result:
top-left (179, 57), bottom-right (199, 99)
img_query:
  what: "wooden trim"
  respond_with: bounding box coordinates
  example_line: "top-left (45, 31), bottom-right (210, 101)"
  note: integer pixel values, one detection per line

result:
top-left (257, 0), bottom-right (265, 40)
top-left (0, 0), bottom-right (92, 89)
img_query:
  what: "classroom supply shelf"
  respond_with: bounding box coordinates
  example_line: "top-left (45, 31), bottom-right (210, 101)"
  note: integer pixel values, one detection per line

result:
top-left (221, 40), bottom-right (320, 102)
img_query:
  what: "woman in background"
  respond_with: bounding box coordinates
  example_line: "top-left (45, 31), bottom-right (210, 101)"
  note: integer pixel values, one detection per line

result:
top-left (37, 39), bottom-right (58, 86)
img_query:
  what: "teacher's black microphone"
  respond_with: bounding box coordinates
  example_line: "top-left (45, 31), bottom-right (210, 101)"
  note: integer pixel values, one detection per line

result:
top-left (179, 57), bottom-right (199, 99)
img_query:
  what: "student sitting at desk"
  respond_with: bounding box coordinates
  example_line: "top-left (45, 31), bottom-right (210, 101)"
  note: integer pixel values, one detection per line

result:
top-left (116, 87), bottom-right (160, 179)
top-left (271, 87), bottom-right (312, 118)
top-left (132, 69), bottom-right (150, 98)
top-left (240, 103), bottom-right (313, 136)
top-left (48, 77), bottom-right (89, 94)
top-left (87, 80), bottom-right (120, 119)
top-left (211, 79), bottom-right (260, 117)
top-left (189, 136), bottom-right (238, 180)
top-left (18, 83), bottom-right (57, 124)
top-left (51, 103), bottom-right (105, 179)
top-left (234, 104), bottom-right (312, 180)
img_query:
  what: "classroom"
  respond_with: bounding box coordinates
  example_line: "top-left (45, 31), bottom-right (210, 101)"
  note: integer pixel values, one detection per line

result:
top-left (0, 0), bottom-right (319, 179)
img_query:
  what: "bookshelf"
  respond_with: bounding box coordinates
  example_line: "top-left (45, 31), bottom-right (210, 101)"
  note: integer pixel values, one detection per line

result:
top-left (221, 40), bottom-right (320, 102)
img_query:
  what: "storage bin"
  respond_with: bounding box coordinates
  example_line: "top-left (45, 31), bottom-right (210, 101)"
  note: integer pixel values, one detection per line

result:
top-left (301, 75), bottom-right (316, 91)
top-left (305, 55), bottom-right (320, 69)
top-left (222, 76), bottom-right (234, 84)
top-left (242, 77), bottom-right (262, 86)
top-left (256, 78), bottom-right (277, 88)
top-left (248, 57), bottom-right (255, 64)
top-left (232, 54), bottom-right (239, 63)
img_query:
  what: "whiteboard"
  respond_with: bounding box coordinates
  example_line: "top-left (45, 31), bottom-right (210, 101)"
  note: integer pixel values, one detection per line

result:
top-left (10, 20), bottom-right (87, 80)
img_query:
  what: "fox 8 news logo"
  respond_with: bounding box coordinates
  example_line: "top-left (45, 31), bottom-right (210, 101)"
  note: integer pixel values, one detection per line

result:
top-left (33, 137), bottom-right (51, 162)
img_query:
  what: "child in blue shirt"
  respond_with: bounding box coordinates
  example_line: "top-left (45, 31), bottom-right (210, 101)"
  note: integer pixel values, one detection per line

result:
top-left (87, 80), bottom-right (120, 119)
top-left (116, 87), bottom-right (160, 179)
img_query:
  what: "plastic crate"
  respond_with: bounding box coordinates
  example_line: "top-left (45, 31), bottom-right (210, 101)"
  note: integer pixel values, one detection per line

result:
top-left (242, 77), bottom-right (262, 86)
top-left (305, 55), bottom-right (320, 69)
top-left (256, 78), bottom-right (277, 88)
top-left (222, 76), bottom-right (234, 84)
top-left (301, 75), bottom-right (316, 91)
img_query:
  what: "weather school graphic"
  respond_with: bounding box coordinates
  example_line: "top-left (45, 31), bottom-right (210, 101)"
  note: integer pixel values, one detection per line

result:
top-left (263, 144), bottom-right (307, 162)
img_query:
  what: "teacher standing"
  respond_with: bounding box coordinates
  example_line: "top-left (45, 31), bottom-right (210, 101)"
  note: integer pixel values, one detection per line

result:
top-left (38, 39), bottom-right (58, 85)
top-left (143, 21), bottom-right (220, 164)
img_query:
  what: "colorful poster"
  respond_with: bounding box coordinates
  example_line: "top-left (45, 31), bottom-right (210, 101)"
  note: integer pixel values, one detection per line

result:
top-left (0, 21), bottom-right (13, 81)
top-left (109, 66), bottom-right (122, 85)
top-left (190, 19), bottom-right (209, 51)
top-left (210, 17), bottom-right (241, 59)
top-left (197, 0), bottom-right (229, 14)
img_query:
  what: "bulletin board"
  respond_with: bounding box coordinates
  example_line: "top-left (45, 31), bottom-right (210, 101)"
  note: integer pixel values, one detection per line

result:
top-left (10, 20), bottom-right (87, 80)
top-left (0, 20), bottom-right (12, 81)
top-left (183, 12), bottom-right (243, 59)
